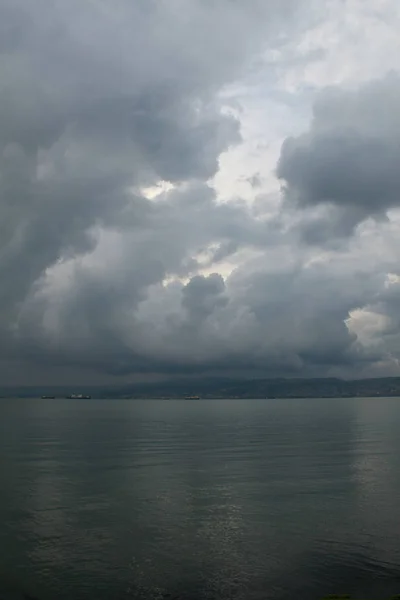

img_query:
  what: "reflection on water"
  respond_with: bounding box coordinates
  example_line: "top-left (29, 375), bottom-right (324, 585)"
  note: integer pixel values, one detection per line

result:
top-left (1, 398), bottom-right (400, 600)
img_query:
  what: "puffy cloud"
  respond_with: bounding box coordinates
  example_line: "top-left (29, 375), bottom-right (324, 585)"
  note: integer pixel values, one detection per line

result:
top-left (277, 74), bottom-right (400, 239)
top-left (0, 0), bottom-right (308, 378)
top-left (2, 0), bottom-right (296, 298)
top-left (14, 240), bottom-right (389, 378)
top-left (1, 0), bottom-right (400, 383)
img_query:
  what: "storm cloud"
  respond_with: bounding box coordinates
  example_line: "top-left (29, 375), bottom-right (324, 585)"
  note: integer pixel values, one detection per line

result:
top-left (278, 74), bottom-right (400, 240)
top-left (1, 0), bottom-right (400, 383)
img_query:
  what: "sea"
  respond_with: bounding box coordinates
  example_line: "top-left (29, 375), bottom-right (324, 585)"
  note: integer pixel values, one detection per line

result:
top-left (1, 397), bottom-right (400, 600)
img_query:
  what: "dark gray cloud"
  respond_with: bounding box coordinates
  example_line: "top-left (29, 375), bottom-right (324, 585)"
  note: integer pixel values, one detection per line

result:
top-left (0, 0), bottom-right (312, 380)
top-left (0, 0), bottom-right (287, 308)
top-left (0, 0), bottom-right (399, 383)
top-left (14, 250), bottom-right (387, 379)
top-left (277, 74), bottom-right (400, 239)
top-left (182, 274), bottom-right (227, 320)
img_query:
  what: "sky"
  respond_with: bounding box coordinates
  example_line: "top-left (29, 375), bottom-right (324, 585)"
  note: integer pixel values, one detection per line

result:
top-left (1, 0), bottom-right (400, 385)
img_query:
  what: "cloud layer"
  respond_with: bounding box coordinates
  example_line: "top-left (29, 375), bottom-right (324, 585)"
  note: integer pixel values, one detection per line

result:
top-left (1, 0), bottom-right (400, 383)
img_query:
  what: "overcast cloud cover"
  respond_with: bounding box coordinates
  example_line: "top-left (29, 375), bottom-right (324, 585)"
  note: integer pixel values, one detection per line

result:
top-left (1, 0), bottom-right (400, 384)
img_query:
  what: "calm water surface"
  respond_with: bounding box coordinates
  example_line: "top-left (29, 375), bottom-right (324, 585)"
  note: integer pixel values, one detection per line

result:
top-left (1, 397), bottom-right (400, 600)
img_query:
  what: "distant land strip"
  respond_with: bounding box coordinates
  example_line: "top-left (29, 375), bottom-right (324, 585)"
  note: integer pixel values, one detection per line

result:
top-left (3, 376), bottom-right (400, 399)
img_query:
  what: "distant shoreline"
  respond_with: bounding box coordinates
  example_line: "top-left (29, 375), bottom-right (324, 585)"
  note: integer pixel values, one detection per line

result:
top-left (3, 394), bottom-right (400, 401)
top-left (2, 375), bottom-right (400, 400)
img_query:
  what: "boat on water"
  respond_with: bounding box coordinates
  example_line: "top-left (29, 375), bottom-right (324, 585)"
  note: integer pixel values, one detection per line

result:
top-left (185, 395), bottom-right (201, 400)
top-left (66, 394), bottom-right (92, 399)
top-left (41, 395), bottom-right (55, 399)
